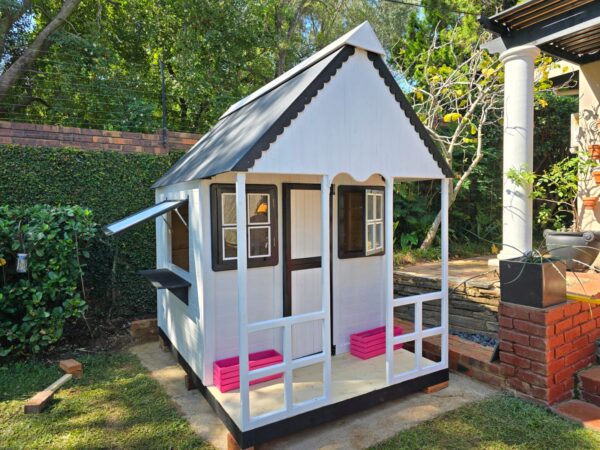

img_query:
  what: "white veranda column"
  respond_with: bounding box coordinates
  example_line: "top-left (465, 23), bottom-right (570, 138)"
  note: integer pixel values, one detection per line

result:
top-left (497, 45), bottom-right (540, 260)
top-left (320, 175), bottom-right (332, 401)
top-left (384, 176), bottom-right (395, 384)
top-left (235, 173), bottom-right (249, 428)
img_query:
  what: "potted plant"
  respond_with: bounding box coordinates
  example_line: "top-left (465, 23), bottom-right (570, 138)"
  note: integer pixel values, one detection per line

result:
top-left (593, 167), bottom-right (600, 185)
top-left (508, 153), bottom-right (600, 272)
top-left (499, 254), bottom-right (566, 308)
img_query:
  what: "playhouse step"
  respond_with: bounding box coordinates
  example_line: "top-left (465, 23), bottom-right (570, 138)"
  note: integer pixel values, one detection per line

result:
top-left (579, 366), bottom-right (600, 406)
top-left (554, 400), bottom-right (600, 431)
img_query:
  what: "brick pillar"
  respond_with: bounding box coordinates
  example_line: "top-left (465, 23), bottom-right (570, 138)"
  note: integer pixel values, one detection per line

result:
top-left (498, 301), bottom-right (600, 405)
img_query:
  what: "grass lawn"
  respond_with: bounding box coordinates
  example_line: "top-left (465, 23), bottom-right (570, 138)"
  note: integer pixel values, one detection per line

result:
top-left (0, 352), bottom-right (210, 449)
top-left (371, 394), bottom-right (600, 450)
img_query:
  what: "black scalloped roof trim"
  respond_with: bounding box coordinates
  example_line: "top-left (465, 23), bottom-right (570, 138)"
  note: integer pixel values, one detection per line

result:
top-left (367, 52), bottom-right (454, 179)
top-left (232, 45), bottom-right (356, 171)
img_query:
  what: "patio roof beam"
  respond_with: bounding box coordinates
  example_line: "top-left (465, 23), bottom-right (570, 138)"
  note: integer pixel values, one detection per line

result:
top-left (481, 2), bottom-right (600, 62)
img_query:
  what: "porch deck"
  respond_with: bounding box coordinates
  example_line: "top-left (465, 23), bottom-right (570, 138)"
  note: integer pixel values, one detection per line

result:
top-left (207, 348), bottom-right (436, 428)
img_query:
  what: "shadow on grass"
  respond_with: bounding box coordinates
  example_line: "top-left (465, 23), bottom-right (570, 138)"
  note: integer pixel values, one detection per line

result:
top-left (0, 352), bottom-right (211, 449)
top-left (370, 394), bottom-right (600, 450)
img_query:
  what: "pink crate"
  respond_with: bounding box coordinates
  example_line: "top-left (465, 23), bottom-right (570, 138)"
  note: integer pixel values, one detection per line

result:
top-left (350, 326), bottom-right (404, 360)
top-left (213, 349), bottom-right (283, 393)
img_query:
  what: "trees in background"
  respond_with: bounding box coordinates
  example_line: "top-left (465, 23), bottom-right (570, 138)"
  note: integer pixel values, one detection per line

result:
top-left (0, 0), bottom-right (578, 250)
top-left (0, 0), bottom-right (411, 133)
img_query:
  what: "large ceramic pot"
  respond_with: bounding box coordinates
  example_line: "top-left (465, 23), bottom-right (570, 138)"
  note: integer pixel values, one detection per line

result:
top-left (499, 257), bottom-right (566, 308)
top-left (544, 230), bottom-right (600, 272)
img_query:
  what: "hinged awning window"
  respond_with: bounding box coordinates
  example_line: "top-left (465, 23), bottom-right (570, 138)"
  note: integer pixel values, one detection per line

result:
top-left (103, 199), bottom-right (188, 236)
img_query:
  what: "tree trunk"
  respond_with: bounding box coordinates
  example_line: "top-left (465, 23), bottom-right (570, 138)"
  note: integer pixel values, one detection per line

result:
top-left (0, 0), bottom-right (82, 99)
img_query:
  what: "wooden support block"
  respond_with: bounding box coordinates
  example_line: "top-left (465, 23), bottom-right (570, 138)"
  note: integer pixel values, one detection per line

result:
top-left (24, 374), bottom-right (73, 414)
top-left (24, 390), bottom-right (54, 414)
top-left (158, 335), bottom-right (170, 352)
top-left (227, 432), bottom-right (254, 450)
top-left (184, 374), bottom-right (196, 391)
top-left (59, 359), bottom-right (83, 378)
top-left (422, 380), bottom-right (449, 394)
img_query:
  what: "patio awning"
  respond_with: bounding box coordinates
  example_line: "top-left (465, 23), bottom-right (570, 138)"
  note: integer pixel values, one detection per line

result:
top-left (480, 0), bottom-right (600, 64)
top-left (103, 199), bottom-right (187, 236)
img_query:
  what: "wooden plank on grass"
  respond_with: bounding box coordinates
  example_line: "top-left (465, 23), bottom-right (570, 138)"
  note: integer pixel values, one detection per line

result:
top-left (24, 373), bottom-right (73, 414)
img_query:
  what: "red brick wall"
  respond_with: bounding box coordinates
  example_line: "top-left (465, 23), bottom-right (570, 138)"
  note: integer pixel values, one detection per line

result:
top-left (0, 121), bottom-right (201, 154)
top-left (499, 301), bottom-right (600, 405)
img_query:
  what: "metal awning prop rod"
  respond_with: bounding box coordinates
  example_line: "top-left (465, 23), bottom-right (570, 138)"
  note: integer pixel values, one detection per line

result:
top-left (103, 199), bottom-right (188, 236)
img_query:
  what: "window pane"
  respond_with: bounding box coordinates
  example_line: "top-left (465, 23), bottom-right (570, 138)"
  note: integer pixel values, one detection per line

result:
top-left (366, 223), bottom-right (375, 252)
top-left (171, 204), bottom-right (189, 270)
top-left (375, 222), bottom-right (383, 249)
top-left (367, 194), bottom-right (374, 221)
top-left (375, 194), bottom-right (383, 220)
top-left (248, 226), bottom-right (270, 258)
top-left (222, 193), bottom-right (236, 226)
top-left (248, 193), bottom-right (270, 224)
top-left (223, 227), bottom-right (237, 259)
top-left (342, 191), bottom-right (364, 253)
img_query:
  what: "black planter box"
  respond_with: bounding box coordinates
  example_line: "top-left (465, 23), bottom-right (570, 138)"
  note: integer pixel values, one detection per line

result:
top-left (499, 257), bottom-right (566, 309)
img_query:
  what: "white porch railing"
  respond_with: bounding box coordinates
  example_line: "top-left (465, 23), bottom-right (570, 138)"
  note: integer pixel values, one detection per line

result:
top-left (236, 174), bottom-right (450, 431)
top-left (385, 179), bottom-right (449, 385)
top-left (236, 174), bottom-right (332, 431)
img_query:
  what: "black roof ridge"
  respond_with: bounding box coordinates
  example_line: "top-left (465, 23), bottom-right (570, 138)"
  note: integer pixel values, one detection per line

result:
top-left (367, 52), bottom-right (453, 179)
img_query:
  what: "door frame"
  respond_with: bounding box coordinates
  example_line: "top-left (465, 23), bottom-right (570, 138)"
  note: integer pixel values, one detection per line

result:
top-left (282, 183), bottom-right (335, 355)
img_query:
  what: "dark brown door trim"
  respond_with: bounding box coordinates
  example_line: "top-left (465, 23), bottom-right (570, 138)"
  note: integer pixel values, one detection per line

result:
top-left (282, 183), bottom-right (335, 355)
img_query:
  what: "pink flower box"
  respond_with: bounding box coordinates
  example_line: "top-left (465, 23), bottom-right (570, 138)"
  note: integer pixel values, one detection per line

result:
top-left (213, 349), bottom-right (283, 393)
top-left (350, 326), bottom-right (404, 360)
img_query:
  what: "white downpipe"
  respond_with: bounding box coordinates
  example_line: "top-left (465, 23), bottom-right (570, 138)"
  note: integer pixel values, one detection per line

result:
top-left (384, 176), bottom-right (394, 384)
top-left (441, 179), bottom-right (449, 368)
top-left (235, 173), bottom-right (250, 428)
top-left (498, 45), bottom-right (540, 260)
top-left (320, 175), bottom-right (332, 401)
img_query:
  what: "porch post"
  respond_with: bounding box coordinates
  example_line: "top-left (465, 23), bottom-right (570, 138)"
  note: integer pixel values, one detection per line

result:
top-left (235, 173), bottom-right (249, 427)
top-left (441, 179), bottom-right (449, 367)
top-left (384, 176), bottom-right (394, 384)
top-left (497, 45), bottom-right (540, 260)
top-left (320, 175), bottom-right (332, 401)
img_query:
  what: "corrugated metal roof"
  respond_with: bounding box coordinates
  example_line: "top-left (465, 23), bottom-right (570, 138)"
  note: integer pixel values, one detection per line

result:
top-left (490, 0), bottom-right (593, 31)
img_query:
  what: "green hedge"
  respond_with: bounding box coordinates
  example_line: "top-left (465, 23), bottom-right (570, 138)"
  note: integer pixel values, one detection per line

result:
top-left (0, 145), bottom-right (182, 319)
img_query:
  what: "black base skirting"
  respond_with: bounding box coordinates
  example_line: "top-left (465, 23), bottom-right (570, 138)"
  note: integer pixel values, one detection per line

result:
top-left (158, 327), bottom-right (449, 449)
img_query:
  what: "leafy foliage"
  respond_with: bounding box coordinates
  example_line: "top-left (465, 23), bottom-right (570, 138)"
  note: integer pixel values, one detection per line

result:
top-left (0, 145), bottom-right (182, 324)
top-left (0, 205), bottom-right (97, 356)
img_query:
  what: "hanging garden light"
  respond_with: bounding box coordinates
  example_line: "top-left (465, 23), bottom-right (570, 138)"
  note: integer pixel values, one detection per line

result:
top-left (16, 253), bottom-right (28, 273)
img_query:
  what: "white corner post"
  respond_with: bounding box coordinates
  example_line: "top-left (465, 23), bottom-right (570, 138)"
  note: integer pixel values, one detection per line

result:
top-left (236, 173), bottom-right (250, 428)
top-left (320, 175), bottom-right (332, 401)
top-left (384, 175), bottom-right (395, 384)
top-left (497, 45), bottom-right (540, 260)
top-left (441, 179), bottom-right (449, 367)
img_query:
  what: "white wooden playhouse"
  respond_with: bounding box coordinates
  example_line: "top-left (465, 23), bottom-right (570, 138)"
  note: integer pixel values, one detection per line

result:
top-left (105, 22), bottom-right (452, 448)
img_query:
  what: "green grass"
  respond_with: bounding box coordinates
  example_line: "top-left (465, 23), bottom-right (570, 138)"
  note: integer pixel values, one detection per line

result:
top-left (0, 352), bottom-right (210, 449)
top-left (371, 394), bottom-right (600, 450)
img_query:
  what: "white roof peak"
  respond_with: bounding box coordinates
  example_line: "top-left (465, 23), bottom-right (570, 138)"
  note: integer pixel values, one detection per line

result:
top-left (220, 21), bottom-right (385, 119)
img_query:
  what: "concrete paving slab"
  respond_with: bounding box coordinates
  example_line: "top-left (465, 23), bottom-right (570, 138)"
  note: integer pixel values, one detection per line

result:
top-left (130, 342), bottom-right (497, 450)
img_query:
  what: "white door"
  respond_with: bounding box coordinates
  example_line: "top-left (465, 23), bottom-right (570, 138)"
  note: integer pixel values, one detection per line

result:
top-left (284, 185), bottom-right (325, 359)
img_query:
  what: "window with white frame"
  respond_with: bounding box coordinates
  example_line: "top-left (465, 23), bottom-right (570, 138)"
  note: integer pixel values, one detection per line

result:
top-left (211, 184), bottom-right (278, 271)
top-left (365, 190), bottom-right (384, 255)
top-left (338, 186), bottom-right (385, 258)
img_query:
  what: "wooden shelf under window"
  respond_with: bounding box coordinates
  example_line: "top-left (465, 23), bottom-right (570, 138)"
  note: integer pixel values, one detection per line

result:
top-left (139, 269), bottom-right (191, 304)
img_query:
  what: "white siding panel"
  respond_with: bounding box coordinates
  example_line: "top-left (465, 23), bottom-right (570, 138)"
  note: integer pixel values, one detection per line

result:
top-left (331, 174), bottom-right (386, 354)
top-left (250, 49), bottom-right (444, 180)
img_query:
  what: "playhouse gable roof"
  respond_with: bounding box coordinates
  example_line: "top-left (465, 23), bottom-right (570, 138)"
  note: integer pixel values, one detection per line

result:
top-left (153, 23), bottom-right (451, 189)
